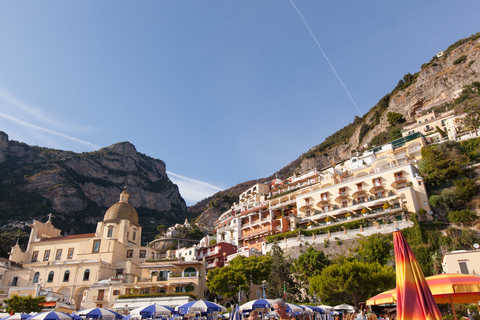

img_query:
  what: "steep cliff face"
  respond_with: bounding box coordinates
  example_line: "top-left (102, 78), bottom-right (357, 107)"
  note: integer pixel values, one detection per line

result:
top-left (193, 33), bottom-right (480, 229)
top-left (0, 133), bottom-right (187, 238)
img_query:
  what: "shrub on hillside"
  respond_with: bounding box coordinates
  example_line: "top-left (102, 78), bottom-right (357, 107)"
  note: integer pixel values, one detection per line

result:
top-left (448, 209), bottom-right (478, 225)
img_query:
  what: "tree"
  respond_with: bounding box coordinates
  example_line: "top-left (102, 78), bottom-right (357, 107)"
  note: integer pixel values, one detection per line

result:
top-left (309, 260), bottom-right (395, 307)
top-left (453, 178), bottom-right (478, 204)
top-left (355, 233), bottom-right (393, 266)
top-left (387, 112), bottom-right (406, 126)
top-left (230, 255), bottom-right (272, 299)
top-left (418, 142), bottom-right (468, 186)
top-left (4, 295), bottom-right (45, 313)
top-left (266, 244), bottom-right (299, 300)
top-left (448, 209), bottom-right (478, 225)
top-left (156, 225), bottom-right (167, 236)
top-left (292, 246), bottom-right (330, 283)
top-left (206, 254), bottom-right (272, 301)
top-left (206, 266), bottom-right (245, 302)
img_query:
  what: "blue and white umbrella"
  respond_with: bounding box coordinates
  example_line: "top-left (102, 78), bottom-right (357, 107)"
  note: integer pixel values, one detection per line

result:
top-left (285, 303), bottom-right (304, 315)
top-left (130, 304), bottom-right (174, 318)
top-left (1, 314), bottom-right (32, 320)
top-left (229, 305), bottom-right (241, 320)
top-left (78, 308), bottom-right (123, 320)
top-left (239, 299), bottom-right (274, 312)
top-left (300, 306), bottom-right (324, 314)
top-left (29, 312), bottom-right (74, 320)
top-left (176, 300), bottom-right (226, 315)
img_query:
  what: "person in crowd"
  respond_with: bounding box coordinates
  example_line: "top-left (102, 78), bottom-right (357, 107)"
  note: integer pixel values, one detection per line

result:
top-left (249, 310), bottom-right (259, 320)
top-left (273, 299), bottom-right (293, 320)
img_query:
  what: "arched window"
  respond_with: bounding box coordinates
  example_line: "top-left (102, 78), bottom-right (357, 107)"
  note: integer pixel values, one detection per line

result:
top-left (33, 272), bottom-right (40, 284)
top-left (63, 270), bottom-right (70, 282)
top-left (47, 271), bottom-right (54, 283)
top-left (183, 267), bottom-right (197, 277)
top-left (83, 269), bottom-right (90, 281)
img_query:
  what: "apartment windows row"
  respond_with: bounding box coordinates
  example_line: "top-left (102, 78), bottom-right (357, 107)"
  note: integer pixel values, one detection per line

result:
top-left (30, 269), bottom-right (90, 284)
top-left (31, 248), bottom-right (75, 262)
top-left (126, 249), bottom-right (146, 258)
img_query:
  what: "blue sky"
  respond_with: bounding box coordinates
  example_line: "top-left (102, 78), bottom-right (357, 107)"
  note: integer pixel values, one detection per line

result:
top-left (0, 1), bottom-right (479, 206)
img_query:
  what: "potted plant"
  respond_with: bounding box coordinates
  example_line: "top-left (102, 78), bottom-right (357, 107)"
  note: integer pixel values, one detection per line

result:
top-left (361, 208), bottom-right (369, 216)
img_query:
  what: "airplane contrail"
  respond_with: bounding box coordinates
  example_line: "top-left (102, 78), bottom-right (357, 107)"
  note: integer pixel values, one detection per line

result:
top-left (289, 0), bottom-right (363, 116)
top-left (0, 112), bottom-right (100, 150)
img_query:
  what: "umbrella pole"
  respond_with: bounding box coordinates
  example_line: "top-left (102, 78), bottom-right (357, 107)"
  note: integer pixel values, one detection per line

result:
top-left (448, 295), bottom-right (458, 320)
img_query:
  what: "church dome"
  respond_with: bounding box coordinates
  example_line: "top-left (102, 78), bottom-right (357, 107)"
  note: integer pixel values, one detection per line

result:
top-left (103, 191), bottom-right (139, 224)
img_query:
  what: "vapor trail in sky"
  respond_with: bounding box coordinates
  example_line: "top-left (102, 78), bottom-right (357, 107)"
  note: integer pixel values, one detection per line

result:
top-left (0, 112), bottom-right (100, 150)
top-left (289, 0), bottom-right (363, 116)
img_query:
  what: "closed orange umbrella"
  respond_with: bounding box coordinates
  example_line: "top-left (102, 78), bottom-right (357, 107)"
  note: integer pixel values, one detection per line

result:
top-left (393, 229), bottom-right (443, 320)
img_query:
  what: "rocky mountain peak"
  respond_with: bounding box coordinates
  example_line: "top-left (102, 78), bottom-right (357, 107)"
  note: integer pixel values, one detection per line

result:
top-left (101, 141), bottom-right (138, 158)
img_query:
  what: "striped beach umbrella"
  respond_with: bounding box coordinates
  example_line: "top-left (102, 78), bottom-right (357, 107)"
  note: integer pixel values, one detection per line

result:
top-left (393, 229), bottom-right (442, 320)
top-left (29, 312), bottom-right (73, 320)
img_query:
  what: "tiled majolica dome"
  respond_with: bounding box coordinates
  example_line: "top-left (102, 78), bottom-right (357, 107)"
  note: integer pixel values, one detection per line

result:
top-left (103, 190), bottom-right (139, 223)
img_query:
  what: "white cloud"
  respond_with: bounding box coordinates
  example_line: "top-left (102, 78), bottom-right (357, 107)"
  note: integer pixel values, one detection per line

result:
top-left (167, 171), bottom-right (223, 206)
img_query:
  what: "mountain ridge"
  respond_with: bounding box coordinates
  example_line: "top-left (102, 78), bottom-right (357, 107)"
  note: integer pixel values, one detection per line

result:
top-left (191, 32), bottom-right (480, 231)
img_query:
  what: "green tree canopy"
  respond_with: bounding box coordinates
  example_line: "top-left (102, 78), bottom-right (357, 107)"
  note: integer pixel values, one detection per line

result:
top-left (309, 260), bottom-right (395, 307)
top-left (206, 254), bottom-right (272, 301)
top-left (4, 295), bottom-right (46, 314)
top-left (266, 244), bottom-right (299, 300)
top-left (355, 233), bottom-right (393, 266)
top-left (387, 112), bottom-right (406, 126)
top-left (292, 246), bottom-right (330, 283)
top-left (418, 141), bottom-right (469, 186)
top-left (448, 209), bottom-right (478, 225)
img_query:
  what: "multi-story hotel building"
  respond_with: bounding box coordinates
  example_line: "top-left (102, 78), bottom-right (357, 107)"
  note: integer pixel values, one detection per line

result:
top-left (215, 133), bottom-right (431, 252)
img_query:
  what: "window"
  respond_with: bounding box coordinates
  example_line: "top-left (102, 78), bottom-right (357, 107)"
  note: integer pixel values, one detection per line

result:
top-left (92, 240), bottom-right (101, 253)
top-left (418, 181), bottom-right (422, 186)
top-left (68, 248), bottom-right (74, 259)
top-left (107, 227), bottom-right (113, 238)
top-left (83, 269), bottom-right (90, 281)
top-left (133, 231), bottom-right (136, 241)
top-left (56, 249), bottom-right (62, 260)
top-left (139, 250), bottom-right (146, 258)
top-left (126, 250), bottom-right (133, 258)
top-left (47, 271), bottom-right (54, 283)
top-left (33, 272), bottom-right (40, 284)
top-left (43, 250), bottom-right (51, 261)
top-left (32, 251), bottom-right (39, 262)
top-left (12, 277), bottom-right (18, 286)
top-left (113, 290), bottom-right (120, 295)
top-left (63, 270), bottom-right (70, 282)
top-left (459, 262), bottom-right (469, 274)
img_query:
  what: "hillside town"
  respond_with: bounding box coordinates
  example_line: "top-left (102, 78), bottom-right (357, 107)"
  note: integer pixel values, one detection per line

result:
top-left (1, 91), bottom-right (480, 317)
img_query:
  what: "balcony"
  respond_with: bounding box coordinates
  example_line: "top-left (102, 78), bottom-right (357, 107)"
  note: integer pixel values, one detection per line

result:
top-left (92, 296), bottom-right (106, 302)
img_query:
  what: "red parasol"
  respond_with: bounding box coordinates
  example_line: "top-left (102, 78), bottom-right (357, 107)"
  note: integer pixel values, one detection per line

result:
top-left (393, 229), bottom-right (443, 320)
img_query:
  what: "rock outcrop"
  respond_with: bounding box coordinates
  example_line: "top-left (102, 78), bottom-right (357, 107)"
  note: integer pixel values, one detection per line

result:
top-left (193, 33), bottom-right (480, 229)
top-left (0, 135), bottom-right (188, 237)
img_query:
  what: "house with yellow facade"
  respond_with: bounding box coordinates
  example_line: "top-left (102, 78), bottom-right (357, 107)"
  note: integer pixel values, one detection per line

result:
top-left (4, 190), bottom-right (205, 311)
